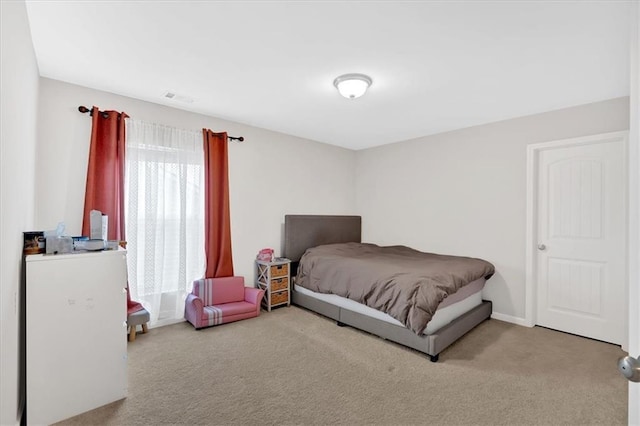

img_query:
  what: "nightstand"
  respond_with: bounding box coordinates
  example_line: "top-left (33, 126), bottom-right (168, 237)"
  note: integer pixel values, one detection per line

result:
top-left (255, 258), bottom-right (291, 311)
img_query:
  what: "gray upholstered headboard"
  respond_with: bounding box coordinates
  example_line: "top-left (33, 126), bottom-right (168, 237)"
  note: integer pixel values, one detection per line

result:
top-left (283, 215), bottom-right (362, 264)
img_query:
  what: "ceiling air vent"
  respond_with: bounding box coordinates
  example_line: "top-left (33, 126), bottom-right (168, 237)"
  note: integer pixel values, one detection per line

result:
top-left (162, 91), bottom-right (193, 104)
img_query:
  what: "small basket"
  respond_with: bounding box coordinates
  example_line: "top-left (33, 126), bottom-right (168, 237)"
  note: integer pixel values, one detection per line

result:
top-left (271, 277), bottom-right (288, 292)
top-left (270, 263), bottom-right (289, 278)
top-left (271, 290), bottom-right (289, 306)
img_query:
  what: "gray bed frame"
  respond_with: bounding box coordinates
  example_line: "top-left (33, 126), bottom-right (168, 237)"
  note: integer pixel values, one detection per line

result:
top-left (283, 214), bottom-right (492, 362)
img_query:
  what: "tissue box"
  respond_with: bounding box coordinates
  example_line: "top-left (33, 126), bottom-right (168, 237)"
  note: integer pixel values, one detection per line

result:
top-left (46, 236), bottom-right (73, 254)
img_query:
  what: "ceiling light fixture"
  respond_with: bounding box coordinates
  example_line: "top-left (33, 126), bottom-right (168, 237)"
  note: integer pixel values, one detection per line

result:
top-left (333, 73), bottom-right (372, 99)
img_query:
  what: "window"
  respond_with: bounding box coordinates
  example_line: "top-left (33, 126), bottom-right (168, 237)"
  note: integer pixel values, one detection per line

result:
top-left (124, 119), bottom-right (205, 327)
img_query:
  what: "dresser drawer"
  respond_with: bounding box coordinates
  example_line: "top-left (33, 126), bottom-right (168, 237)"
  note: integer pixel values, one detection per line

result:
top-left (270, 290), bottom-right (289, 306)
top-left (270, 263), bottom-right (289, 278)
top-left (271, 277), bottom-right (288, 292)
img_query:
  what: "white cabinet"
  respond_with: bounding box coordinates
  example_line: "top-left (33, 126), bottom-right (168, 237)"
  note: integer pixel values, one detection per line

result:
top-left (25, 249), bottom-right (128, 425)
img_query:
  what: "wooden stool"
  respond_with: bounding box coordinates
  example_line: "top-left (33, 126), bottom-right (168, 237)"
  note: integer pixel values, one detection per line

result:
top-left (127, 308), bottom-right (150, 342)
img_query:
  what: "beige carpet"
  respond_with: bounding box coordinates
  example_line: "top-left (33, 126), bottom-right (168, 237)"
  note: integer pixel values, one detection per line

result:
top-left (57, 306), bottom-right (627, 425)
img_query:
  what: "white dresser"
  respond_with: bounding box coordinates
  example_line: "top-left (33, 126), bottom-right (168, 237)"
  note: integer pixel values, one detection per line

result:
top-left (25, 249), bottom-right (128, 425)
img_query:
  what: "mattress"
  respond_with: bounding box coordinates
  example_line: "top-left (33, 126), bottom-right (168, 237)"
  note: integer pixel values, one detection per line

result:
top-left (293, 277), bottom-right (485, 336)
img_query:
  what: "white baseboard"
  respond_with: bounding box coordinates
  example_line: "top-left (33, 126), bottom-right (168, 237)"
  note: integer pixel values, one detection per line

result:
top-left (490, 312), bottom-right (531, 327)
top-left (150, 317), bottom-right (185, 329)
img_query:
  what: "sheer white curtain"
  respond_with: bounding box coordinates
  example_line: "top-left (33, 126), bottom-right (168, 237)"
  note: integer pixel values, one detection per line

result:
top-left (124, 119), bottom-right (205, 327)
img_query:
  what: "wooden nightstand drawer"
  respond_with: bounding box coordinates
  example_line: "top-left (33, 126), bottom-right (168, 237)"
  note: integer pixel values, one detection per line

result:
top-left (271, 277), bottom-right (288, 292)
top-left (271, 290), bottom-right (289, 306)
top-left (270, 263), bottom-right (288, 278)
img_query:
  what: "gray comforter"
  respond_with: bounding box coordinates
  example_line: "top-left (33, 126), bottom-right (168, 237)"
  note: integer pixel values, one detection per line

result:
top-left (296, 242), bottom-right (495, 335)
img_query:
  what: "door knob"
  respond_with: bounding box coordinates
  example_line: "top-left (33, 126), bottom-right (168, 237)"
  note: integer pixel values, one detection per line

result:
top-left (537, 244), bottom-right (547, 251)
top-left (618, 355), bottom-right (640, 382)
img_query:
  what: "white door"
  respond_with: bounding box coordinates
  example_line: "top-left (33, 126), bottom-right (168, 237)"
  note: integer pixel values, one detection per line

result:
top-left (535, 132), bottom-right (627, 344)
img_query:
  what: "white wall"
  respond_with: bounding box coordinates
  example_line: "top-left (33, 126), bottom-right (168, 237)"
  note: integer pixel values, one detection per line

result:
top-left (35, 78), bottom-right (356, 281)
top-left (0, 1), bottom-right (40, 424)
top-left (355, 97), bottom-right (629, 321)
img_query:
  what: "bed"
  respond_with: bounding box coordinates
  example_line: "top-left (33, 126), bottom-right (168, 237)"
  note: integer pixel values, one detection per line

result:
top-left (283, 214), bottom-right (494, 362)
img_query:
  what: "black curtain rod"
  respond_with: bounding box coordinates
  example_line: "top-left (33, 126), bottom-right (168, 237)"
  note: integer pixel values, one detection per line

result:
top-left (78, 105), bottom-right (109, 119)
top-left (77, 105), bottom-right (244, 142)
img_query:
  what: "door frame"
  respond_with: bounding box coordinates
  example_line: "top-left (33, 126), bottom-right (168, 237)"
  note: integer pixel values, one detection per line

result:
top-left (628, 2), bottom-right (639, 424)
top-left (524, 131), bottom-right (629, 347)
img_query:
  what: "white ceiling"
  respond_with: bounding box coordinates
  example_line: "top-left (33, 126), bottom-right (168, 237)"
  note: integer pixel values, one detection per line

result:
top-left (25, 1), bottom-right (631, 150)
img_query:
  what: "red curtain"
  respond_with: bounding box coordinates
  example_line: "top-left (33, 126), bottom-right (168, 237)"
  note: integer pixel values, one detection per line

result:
top-left (203, 129), bottom-right (234, 278)
top-left (81, 106), bottom-right (127, 241)
top-left (81, 107), bottom-right (142, 314)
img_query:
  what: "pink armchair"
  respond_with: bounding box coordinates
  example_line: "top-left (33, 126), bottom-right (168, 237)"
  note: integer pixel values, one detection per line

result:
top-left (185, 276), bottom-right (264, 329)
